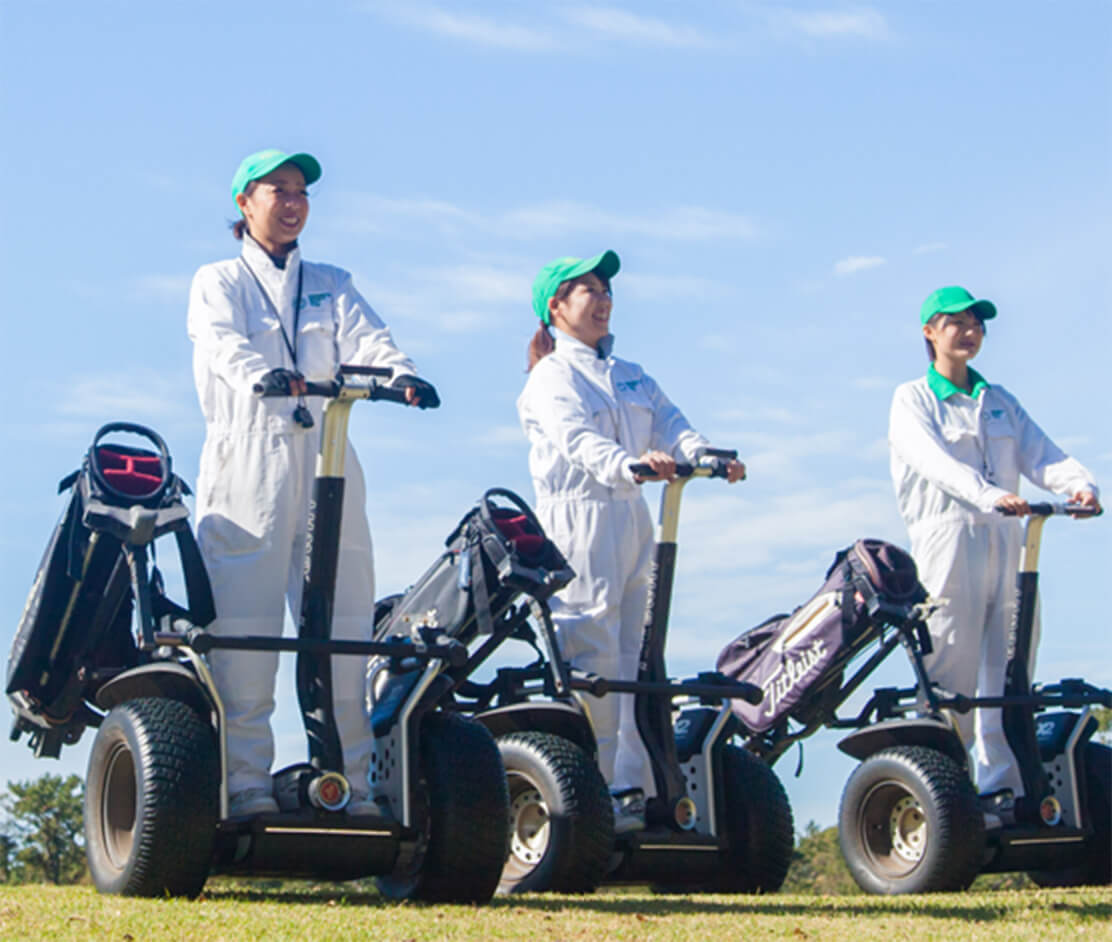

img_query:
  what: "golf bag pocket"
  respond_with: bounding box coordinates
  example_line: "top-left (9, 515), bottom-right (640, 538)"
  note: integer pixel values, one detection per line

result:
top-left (7, 423), bottom-right (214, 723)
top-left (716, 539), bottom-right (925, 734)
top-left (375, 488), bottom-right (574, 644)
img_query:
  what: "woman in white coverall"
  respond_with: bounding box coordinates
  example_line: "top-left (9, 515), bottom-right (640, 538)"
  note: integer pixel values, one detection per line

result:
top-left (888, 285), bottom-right (1099, 818)
top-left (518, 251), bottom-right (745, 832)
top-left (187, 149), bottom-right (439, 817)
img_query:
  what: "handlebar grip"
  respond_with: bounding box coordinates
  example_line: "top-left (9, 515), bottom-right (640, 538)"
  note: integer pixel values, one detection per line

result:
top-left (340, 365), bottom-right (394, 378)
top-left (997, 502), bottom-right (1102, 518)
top-left (702, 447), bottom-right (739, 461)
top-left (252, 380), bottom-right (341, 398)
top-left (370, 385), bottom-right (411, 404)
top-left (629, 462), bottom-right (695, 479)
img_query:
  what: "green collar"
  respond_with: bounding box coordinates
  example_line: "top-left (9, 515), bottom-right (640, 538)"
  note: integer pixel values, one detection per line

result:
top-left (927, 364), bottom-right (989, 401)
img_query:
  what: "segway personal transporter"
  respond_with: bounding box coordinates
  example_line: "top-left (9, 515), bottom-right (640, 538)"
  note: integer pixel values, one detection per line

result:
top-left (835, 502), bottom-right (1110, 893)
top-left (7, 366), bottom-right (510, 901)
top-left (438, 454), bottom-right (795, 893)
top-left (369, 452), bottom-right (795, 894)
top-left (596, 453), bottom-right (796, 892)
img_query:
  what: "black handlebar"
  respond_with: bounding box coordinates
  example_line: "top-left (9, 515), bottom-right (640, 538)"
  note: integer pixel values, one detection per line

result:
top-left (996, 502), bottom-right (1102, 518)
top-left (339, 365), bottom-right (393, 378)
top-left (630, 462), bottom-right (695, 479)
top-left (629, 448), bottom-right (741, 481)
top-left (252, 368), bottom-right (415, 405)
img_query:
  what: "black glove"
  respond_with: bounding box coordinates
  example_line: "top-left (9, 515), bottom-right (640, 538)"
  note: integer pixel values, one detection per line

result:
top-left (254, 368), bottom-right (304, 396)
top-left (392, 375), bottom-right (441, 410)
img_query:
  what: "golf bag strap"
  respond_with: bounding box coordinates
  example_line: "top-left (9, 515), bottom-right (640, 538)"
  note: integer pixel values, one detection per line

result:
top-left (174, 526), bottom-right (216, 628)
top-left (845, 552), bottom-right (880, 611)
top-left (469, 526), bottom-right (495, 636)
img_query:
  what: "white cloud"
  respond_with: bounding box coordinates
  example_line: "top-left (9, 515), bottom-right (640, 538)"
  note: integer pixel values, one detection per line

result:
top-left (56, 370), bottom-right (197, 422)
top-left (851, 375), bottom-right (894, 391)
top-left (129, 274), bottom-right (193, 304)
top-left (374, 4), bottom-right (555, 51)
top-left (714, 404), bottom-right (809, 426)
top-left (913, 241), bottom-right (948, 255)
top-left (774, 7), bottom-right (891, 41)
top-left (350, 261), bottom-right (531, 335)
top-left (501, 201), bottom-right (758, 241)
top-left (561, 6), bottom-right (715, 48)
top-left (334, 195), bottom-right (759, 245)
top-left (621, 272), bottom-right (728, 301)
top-left (332, 194), bottom-right (480, 237)
top-left (833, 255), bottom-right (886, 277)
top-left (475, 424), bottom-right (526, 447)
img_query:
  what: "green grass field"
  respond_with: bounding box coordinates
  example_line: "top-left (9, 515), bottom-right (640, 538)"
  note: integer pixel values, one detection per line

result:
top-left (1, 883), bottom-right (1109, 941)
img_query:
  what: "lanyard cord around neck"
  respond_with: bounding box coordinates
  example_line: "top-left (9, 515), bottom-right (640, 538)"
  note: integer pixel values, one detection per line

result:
top-left (239, 257), bottom-right (304, 368)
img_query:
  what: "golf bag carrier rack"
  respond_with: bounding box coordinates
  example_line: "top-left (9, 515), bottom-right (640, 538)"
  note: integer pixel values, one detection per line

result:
top-left (7, 422), bottom-right (215, 758)
top-left (717, 538), bottom-right (941, 766)
top-left (369, 487), bottom-right (577, 719)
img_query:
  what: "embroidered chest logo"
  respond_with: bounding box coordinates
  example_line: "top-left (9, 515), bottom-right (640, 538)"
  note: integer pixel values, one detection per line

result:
top-left (615, 379), bottom-right (641, 393)
top-left (306, 292), bottom-right (332, 308)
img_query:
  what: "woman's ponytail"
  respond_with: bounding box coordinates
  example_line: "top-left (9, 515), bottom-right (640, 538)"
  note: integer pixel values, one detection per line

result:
top-left (527, 324), bottom-right (554, 371)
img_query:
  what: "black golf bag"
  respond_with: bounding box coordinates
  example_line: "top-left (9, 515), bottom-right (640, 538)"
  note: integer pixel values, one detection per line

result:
top-left (716, 539), bottom-right (927, 735)
top-left (375, 488), bottom-right (573, 645)
top-left (7, 423), bottom-right (214, 755)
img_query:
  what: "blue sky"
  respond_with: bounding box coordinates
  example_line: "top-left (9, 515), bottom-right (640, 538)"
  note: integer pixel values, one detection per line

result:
top-left (2, 1), bottom-right (1109, 831)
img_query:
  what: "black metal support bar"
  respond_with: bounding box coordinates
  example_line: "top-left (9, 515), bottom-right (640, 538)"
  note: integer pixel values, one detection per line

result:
top-left (152, 629), bottom-right (465, 665)
top-left (570, 673), bottom-right (763, 704)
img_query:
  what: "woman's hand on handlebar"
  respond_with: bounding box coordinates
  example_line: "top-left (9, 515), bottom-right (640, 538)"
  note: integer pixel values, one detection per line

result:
top-left (392, 375), bottom-right (441, 410)
top-left (723, 458), bottom-right (747, 483)
top-left (633, 450), bottom-right (677, 483)
top-left (994, 493), bottom-right (1030, 516)
top-left (255, 368), bottom-right (307, 397)
top-left (1070, 490), bottom-right (1102, 516)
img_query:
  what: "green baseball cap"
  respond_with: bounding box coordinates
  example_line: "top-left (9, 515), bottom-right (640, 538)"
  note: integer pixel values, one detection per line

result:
top-left (231, 149), bottom-right (322, 213)
top-left (532, 250), bottom-right (621, 325)
top-left (920, 285), bottom-right (997, 326)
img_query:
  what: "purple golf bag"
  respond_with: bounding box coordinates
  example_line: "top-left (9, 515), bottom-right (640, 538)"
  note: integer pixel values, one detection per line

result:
top-left (716, 539), bottom-right (926, 735)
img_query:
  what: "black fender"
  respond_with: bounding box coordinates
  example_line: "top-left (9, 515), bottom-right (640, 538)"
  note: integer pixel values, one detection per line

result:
top-left (94, 662), bottom-right (214, 724)
top-left (474, 702), bottom-right (597, 756)
top-left (837, 715), bottom-right (966, 766)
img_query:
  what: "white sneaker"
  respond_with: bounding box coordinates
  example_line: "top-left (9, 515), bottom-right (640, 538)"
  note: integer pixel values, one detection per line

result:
top-left (228, 786), bottom-right (278, 817)
top-left (612, 788), bottom-right (646, 834)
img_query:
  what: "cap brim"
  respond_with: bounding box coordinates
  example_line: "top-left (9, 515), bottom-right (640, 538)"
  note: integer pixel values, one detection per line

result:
top-left (937, 298), bottom-right (996, 320)
top-left (284, 152), bottom-right (322, 186)
top-left (563, 249), bottom-right (621, 283)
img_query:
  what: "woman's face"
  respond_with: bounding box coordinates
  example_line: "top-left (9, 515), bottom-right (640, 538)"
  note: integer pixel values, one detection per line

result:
top-left (924, 309), bottom-right (984, 363)
top-left (236, 163), bottom-right (309, 255)
top-left (549, 272), bottom-right (612, 347)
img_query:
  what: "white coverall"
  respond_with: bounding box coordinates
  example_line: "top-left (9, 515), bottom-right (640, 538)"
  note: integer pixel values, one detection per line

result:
top-left (517, 329), bottom-right (708, 796)
top-left (187, 234), bottom-right (416, 797)
top-left (889, 368), bottom-right (1098, 796)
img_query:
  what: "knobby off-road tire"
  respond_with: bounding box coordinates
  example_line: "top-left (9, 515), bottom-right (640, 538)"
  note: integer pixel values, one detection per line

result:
top-left (839, 745), bottom-right (984, 894)
top-left (709, 745), bottom-right (794, 893)
top-left (497, 731), bottom-right (614, 894)
top-left (1029, 742), bottom-right (1111, 887)
top-left (84, 697), bottom-right (218, 898)
top-left (376, 711), bottom-right (510, 903)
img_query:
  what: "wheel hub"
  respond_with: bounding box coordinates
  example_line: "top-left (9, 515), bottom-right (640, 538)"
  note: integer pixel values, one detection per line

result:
top-left (101, 742), bottom-right (137, 871)
top-left (888, 795), bottom-right (926, 862)
top-left (509, 787), bottom-right (550, 865)
top-left (859, 780), bottom-right (929, 878)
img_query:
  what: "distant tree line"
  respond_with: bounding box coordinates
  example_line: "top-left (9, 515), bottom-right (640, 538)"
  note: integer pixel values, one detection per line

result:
top-left (1, 774), bottom-right (86, 885)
